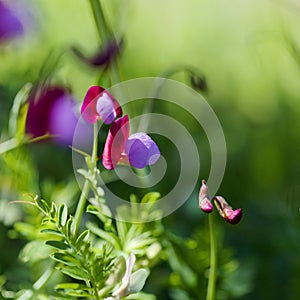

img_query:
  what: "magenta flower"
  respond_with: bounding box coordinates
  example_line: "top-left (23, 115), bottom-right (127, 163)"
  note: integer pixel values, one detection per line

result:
top-left (198, 180), bottom-right (213, 213)
top-left (102, 115), bottom-right (160, 170)
top-left (213, 196), bottom-right (243, 224)
top-left (0, 1), bottom-right (23, 44)
top-left (81, 86), bottom-right (122, 124)
top-left (25, 85), bottom-right (78, 146)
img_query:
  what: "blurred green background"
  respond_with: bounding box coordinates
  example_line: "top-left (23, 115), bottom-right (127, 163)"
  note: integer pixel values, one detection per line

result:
top-left (1, 0), bottom-right (300, 299)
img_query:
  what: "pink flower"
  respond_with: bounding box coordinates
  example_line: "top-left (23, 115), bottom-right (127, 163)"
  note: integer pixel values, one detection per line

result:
top-left (102, 115), bottom-right (160, 170)
top-left (81, 86), bottom-right (122, 124)
top-left (213, 196), bottom-right (242, 224)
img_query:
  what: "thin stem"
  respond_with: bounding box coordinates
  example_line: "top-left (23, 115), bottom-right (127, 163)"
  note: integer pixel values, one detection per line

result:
top-left (89, 0), bottom-right (121, 85)
top-left (73, 124), bottom-right (98, 235)
top-left (206, 213), bottom-right (217, 300)
top-left (89, 0), bottom-right (110, 41)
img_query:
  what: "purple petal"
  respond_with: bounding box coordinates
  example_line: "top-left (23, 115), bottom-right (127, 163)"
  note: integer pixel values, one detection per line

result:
top-left (125, 133), bottom-right (160, 169)
top-left (72, 38), bottom-right (123, 67)
top-left (49, 94), bottom-right (78, 146)
top-left (96, 92), bottom-right (116, 124)
top-left (0, 1), bottom-right (23, 43)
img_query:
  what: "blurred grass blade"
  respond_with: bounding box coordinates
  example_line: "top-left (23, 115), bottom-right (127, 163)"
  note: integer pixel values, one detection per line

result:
top-left (8, 83), bottom-right (32, 138)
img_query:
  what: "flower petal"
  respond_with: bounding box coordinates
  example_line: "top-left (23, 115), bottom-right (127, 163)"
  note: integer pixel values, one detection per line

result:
top-left (26, 85), bottom-right (79, 146)
top-left (225, 208), bottom-right (243, 224)
top-left (214, 196), bottom-right (242, 224)
top-left (72, 38), bottom-right (123, 67)
top-left (81, 86), bottom-right (104, 124)
top-left (81, 86), bottom-right (122, 124)
top-left (125, 133), bottom-right (160, 169)
top-left (0, 1), bottom-right (23, 43)
top-left (198, 180), bottom-right (213, 213)
top-left (102, 115), bottom-right (129, 170)
top-left (26, 86), bottom-right (66, 138)
top-left (49, 94), bottom-right (78, 146)
top-left (96, 91), bottom-right (122, 124)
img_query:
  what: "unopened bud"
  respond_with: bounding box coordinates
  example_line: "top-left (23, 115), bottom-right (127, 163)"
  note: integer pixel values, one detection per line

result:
top-left (214, 196), bottom-right (242, 224)
top-left (199, 180), bottom-right (213, 213)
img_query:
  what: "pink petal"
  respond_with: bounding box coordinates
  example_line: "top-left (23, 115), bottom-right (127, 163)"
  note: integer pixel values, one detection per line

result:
top-left (81, 86), bottom-right (122, 124)
top-left (81, 86), bottom-right (104, 124)
top-left (225, 208), bottom-right (243, 224)
top-left (198, 180), bottom-right (213, 213)
top-left (102, 115), bottom-right (129, 170)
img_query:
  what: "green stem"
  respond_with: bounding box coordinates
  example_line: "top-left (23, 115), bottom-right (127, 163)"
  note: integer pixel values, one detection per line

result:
top-left (89, 0), bottom-right (121, 85)
top-left (89, 0), bottom-right (110, 41)
top-left (206, 213), bottom-right (217, 300)
top-left (73, 124), bottom-right (98, 235)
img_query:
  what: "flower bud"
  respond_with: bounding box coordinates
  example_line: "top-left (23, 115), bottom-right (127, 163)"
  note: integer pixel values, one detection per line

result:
top-left (213, 196), bottom-right (242, 224)
top-left (198, 180), bottom-right (213, 213)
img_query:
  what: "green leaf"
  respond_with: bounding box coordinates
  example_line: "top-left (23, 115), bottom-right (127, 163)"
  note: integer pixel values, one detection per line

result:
top-left (61, 289), bottom-right (92, 297)
top-left (50, 202), bottom-right (57, 219)
top-left (141, 192), bottom-right (161, 203)
top-left (76, 230), bottom-right (89, 247)
top-left (36, 198), bottom-right (49, 214)
top-left (86, 222), bottom-right (120, 249)
top-left (40, 228), bottom-right (64, 238)
top-left (116, 219), bottom-right (128, 242)
top-left (46, 240), bottom-right (70, 250)
top-left (55, 283), bottom-right (92, 290)
top-left (58, 203), bottom-right (68, 227)
top-left (50, 253), bottom-right (79, 266)
top-left (65, 218), bottom-right (73, 240)
top-left (59, 266), bottom-right (89, 281)
top-left (8, 83), bottom-right (32, 138)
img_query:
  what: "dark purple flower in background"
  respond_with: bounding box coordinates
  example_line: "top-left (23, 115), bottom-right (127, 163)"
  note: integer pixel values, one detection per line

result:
top-left (81, 85), bottom-right (122, 124)
top-left (72, 38), bottom-right (123, 68)
top-left (0, 0), bottom-right (24, 44)
top-left (214, 196), bottom-right (242, 224)
top-left (26, 85), bottom-right (78, 146)
top-left (198, 180), bottom-right (214, 213)
top-left (102, 115), bottom-right (160, 170)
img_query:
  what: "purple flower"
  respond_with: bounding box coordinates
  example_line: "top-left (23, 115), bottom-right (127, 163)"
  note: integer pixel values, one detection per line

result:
top-left (198, 180), bottom-right (213, 213)
top-left (213, 196), bottom-right (243, 224)
top-left (25, 85), bottom-right (78, 146)
top-left (0, 1), bottom-right (23, 44)
top-left (102, 115), bottom-right (160, 170)
top-left (72, 38), bottom-right (123, 67)
top-left (125, 133), bottom-right (160, 169)
top-left (81, 86), bottom-right (122, 124)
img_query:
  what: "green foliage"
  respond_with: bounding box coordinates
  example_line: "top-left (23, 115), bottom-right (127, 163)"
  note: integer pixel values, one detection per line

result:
top-left (165, 226), bottom-right (253, 300)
